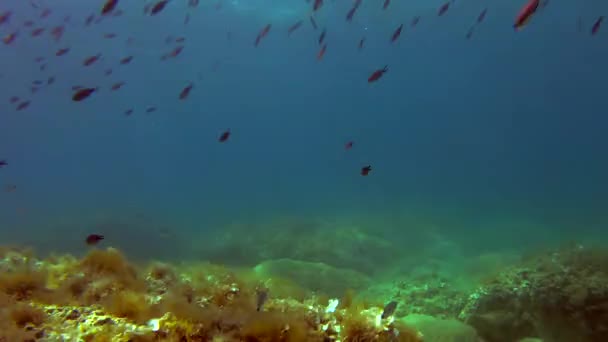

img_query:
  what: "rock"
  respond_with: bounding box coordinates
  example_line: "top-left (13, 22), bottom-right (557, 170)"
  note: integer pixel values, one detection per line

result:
top-left (253, 258), bottom-right (371, 297)
top-left (401, 314), bottom-right (478, 342)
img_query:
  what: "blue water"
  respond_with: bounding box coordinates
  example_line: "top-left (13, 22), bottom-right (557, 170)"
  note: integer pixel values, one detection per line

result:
top-left (1, 0), bottom-right (607, 259)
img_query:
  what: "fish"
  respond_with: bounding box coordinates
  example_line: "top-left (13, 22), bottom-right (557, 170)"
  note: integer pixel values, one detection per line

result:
top-left (383, 0), bottom-right (390, 10)
top-left (72, 88), bottom-right (97, 101)
top-left (361, 165), bottom-right (372, 176)
top-left (381, 301), bottom-right (398, 319)
top-left (101, 0), bottom-right (119, 15)
top-left (477, 8), bottom-right (487, 24)
top-left (124, 109), bottom-right (133, 116)
top-left (254, 24), bottom-right (271, 47)
top-left (411, 16), bottom-right (420, 27)
top-left (4, 184), bottom-right (17, 193)
top-left (313, 0), bottom-right (323, 11)
top-left (310, 16), bottom-right (318, 30)
top-left (345, 141), bottom-right (353, 150)
top-left (438, 2), bottom-right (450, 16)
top-left (179, 83), bottom-right (193, 100)
top-left (120, 56), bottom-right (133, 64)
top-left (0, 160), bottom-right (7, 168)
top-left (391, 24), bottom-right (403, 42)
top-left (111, 82), bottom-right (125, 91)
top-left (287, 20), bottom-right (303, 36)
top-left (86, 234), bottom-right (104, 245)
top-left (368, 65), bottom-right (388, 83)
top-left (150, 0), bottom-right (169, 15)
top-left (16, 101), bottom-right (31, 111)
top-left (146, 107), bottom-right (157, 113)
top-left (31, 27), bottom-right (45, 37)
top-left (318, 29), bottom-right (326, 44)
top-left (317, 44), bottom-right (327, 60)
top-left (256, 288), bottom-right (269, 311)
top-left (514, 0), bottom-right (540, 31)
top-left (83, 54), bottom-right (102, 66)
top-left (358, 38), bottom-right (365, 50)
top-left (591, 16), bottom-right (604, 35)
top-left (219, 129), bottom-right (230, 142)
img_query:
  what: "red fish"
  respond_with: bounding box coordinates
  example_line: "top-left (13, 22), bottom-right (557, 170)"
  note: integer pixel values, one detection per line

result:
top-left (391, 24), bottom-right (403, 42)
top-left (438, 2), bottom-right (450, 16)
top-left (161, 46), bottom-right (184, 60)
top-left (101, 0), bottom-right (119, 15)
top-left (313, 0), bottom-right (323, 11)
top-left (179, 83), bottom-right (193, 100)
top-left (86, 234), bottom-right (104, 245)
top-left (254, 24), bottom-right (271, 46)
top-left (72, 87), bottom-right (97, 101)
top-left (0, 11), bottom-right (11, 25)
top-left (368, 65), bottom-right (388, 83)
top-left (83, 54), bottom-right (102, 66)
top-left (514, 0), bottom-right (539, 31)
top-left (150, 0), bottom-right (169, 15)
top-left (591, 16), bottom-right (604, 35)
top-left (219, 129), bottom-right (230, 142)
top-left (51, 25), bottom-right (64, 41)
top-left (317, 44), bottom-right (327, 60)
top-left (31, 27), bottom-right (45, 37)
top-left (40, 8), bottom-right (52, 19)
top-left (3, 32), bottom-right (17, 45)
top-left (361, 165), bottom-right (372, 176)
top-left (0, 160), bottom-right (7, 168)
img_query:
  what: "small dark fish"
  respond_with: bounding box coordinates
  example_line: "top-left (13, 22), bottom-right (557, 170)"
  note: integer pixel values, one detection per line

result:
top-left (391, 24), bottom-right (403, 42)
top-left (466, 27), bottom-right (474, 39)
top-left (4, 184), bottom-right (17, 192)
top-left (47, 76), bottom-right (55, 85)
top-left (188, 0), bottom-right (199, 8)
top-left (120, 55), bottom-right (133, 64)
top-left (254, 24), bottom-right (271, 47)
top-left (85, 14), bottom-right (95, 26)
top-left (358, 38), bottom-right (365, 50)
top-left (16, 101), bottom-right (30, 111)
top-left (0, 160), bottom-right (7, 168)
top-left (103, 33), bottom-right (117, 39)
top-left (288, 20), bottom-right (303, 36)
top-left (477, 8), bottom-right (487, 24)
top-left (86, 234), bottom-right (104, 245)
top-left (146, 106), bottom-right (157, 113)
top-left (105, 69), bottom-right (113, 76)
top-left (219, 129), bottom-right (230, 142)
top-left (438, 2), bottom-right (450, 16)
top-left (313, 0), bottom-right (323, 11)
top-left (124, 108), bottom-right (133, 116)
top-left (256, 288), bottom-right (269, 311)
top-left (179, 83), bottom-right (193, 100)
top-left (101, 0), bottom-right (119, 15)
top-left (72, 87), bottom-right (97, 101)
top-left (383, 0), bottom-right (390, 10)
top-left (9, 96), bottom-right (19, 104)
top-left (345, 141), bottom-right (353, 150)
top-left (591, 16), bottom-right (604, 35)
top-left (31, 27), bottom-right (45, 36)
top-left (381, 301), bottom-right (398, 319)
top-left (368, 65), bottom-right (388, 83)
top-left (111, 82), bottom-right (125, 90)
top-left (310, 16), bottom-right (318, 30)
top-left (150, 0), bottom-right (169, 15)
top-left (318, 29), bottom-right (326, 44)
top-left (40, 8), bottom-right (52, 19)
top-left (361, 165), bottom-right (372, 176)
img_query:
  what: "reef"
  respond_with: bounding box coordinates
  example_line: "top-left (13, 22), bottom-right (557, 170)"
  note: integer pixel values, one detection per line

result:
top-left (459, 243), bottom-right (608, 342)
top-left (0, 246), bottom-right (422, 342)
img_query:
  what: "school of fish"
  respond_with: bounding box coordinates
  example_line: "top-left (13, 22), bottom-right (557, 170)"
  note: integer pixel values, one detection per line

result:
top-left (0, 0), bottom-right (604, 185)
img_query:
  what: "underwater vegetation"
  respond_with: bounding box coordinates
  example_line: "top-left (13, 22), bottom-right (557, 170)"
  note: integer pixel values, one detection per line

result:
top-left (0, 246), bottom-right (422, 342)
top-left (0, 241), bottom-right (608, 341)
